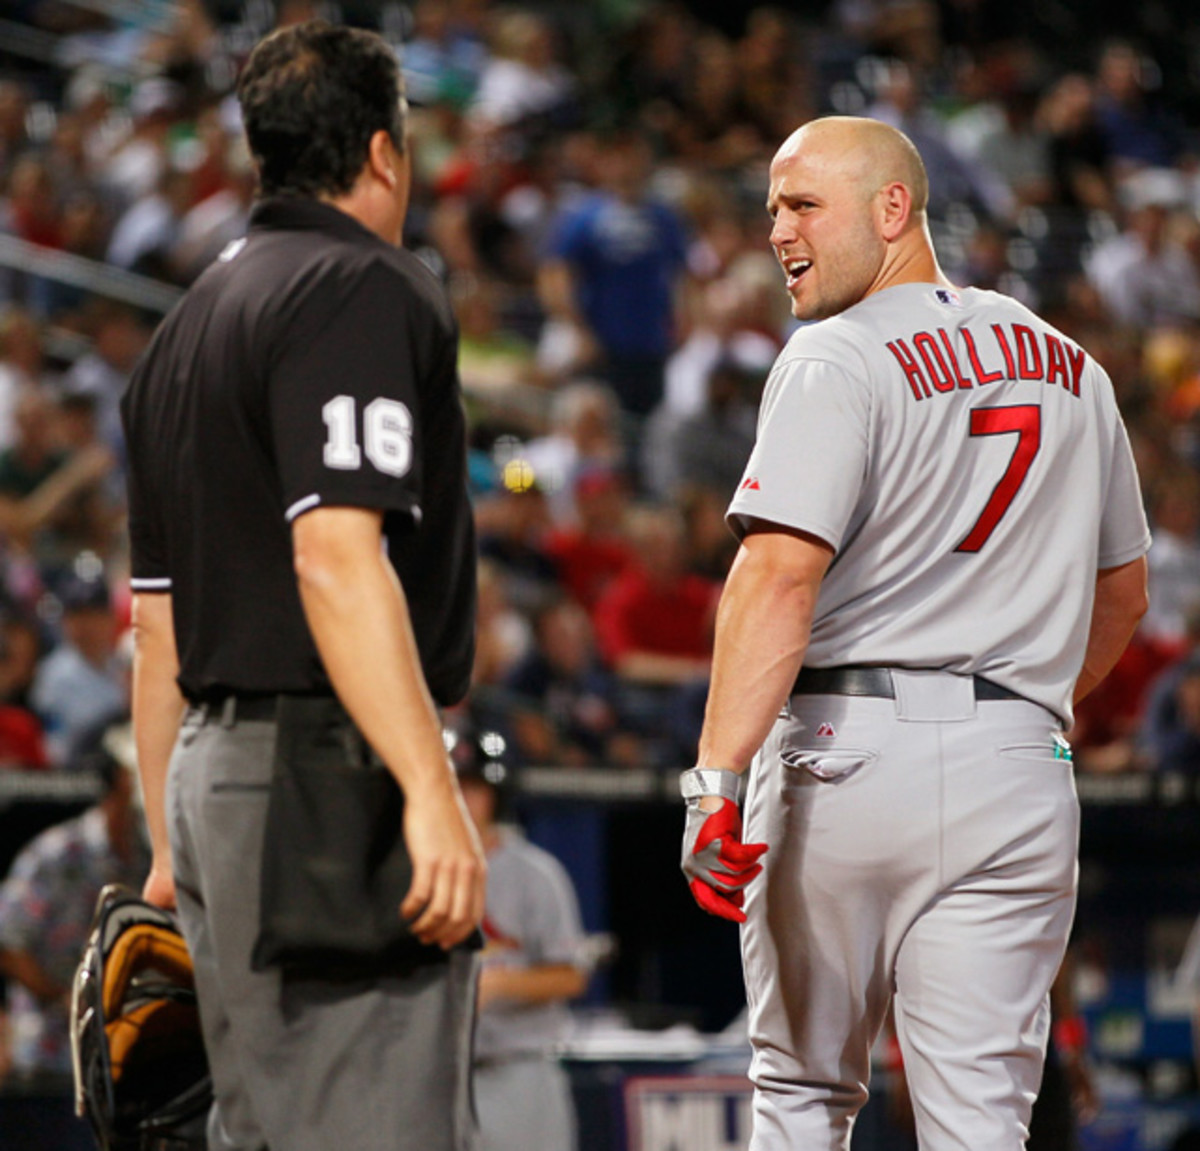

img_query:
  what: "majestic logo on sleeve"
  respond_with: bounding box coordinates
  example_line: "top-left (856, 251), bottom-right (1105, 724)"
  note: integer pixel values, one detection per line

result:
top-left (740, 476), bottom-right (761, 492)
top-left (886, 323), bottom-right (1086, 402)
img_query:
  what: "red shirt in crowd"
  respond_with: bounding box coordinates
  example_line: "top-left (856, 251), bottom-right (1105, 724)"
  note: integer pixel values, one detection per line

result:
top-left (592, 565), bottom-right (718, 664)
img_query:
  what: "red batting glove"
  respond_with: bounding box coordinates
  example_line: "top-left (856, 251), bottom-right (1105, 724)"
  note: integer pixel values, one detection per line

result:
top-left (680, 798), bottom-right (767, 923)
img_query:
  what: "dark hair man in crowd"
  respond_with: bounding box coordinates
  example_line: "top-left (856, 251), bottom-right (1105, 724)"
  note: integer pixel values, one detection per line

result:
top-left (121, 22), bottom-right (484, 1151)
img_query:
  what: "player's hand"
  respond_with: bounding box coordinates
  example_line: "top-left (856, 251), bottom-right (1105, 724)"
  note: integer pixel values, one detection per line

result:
top-left (142, 859), bottom-right (177, 911)
top-left (680, 798), bottom-right (767, 923)
top-left (400, 783), bottom-right (487, 950)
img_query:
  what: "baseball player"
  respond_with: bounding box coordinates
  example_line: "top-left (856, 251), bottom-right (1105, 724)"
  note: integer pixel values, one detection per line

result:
top-left (453, 734), bottom-right (590, 1151)
top-left (679, 116), bottom-right (1150, 1150)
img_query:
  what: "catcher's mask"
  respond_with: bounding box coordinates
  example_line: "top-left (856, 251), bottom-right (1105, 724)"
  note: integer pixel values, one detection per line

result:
top-left (70, 884), bottom-right (212, 1150)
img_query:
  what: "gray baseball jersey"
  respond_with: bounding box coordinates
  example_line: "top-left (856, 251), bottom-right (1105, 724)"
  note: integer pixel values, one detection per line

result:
top-left (476, 826), bottom-right (587, 1060)
top-left (727, 283), bottom-right (1151, 724)
top-left (475, 827), bottom-right (587, 1151)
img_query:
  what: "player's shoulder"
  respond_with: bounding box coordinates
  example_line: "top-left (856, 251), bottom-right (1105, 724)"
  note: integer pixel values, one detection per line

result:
top-left (772, 315), bottom-right (872, 384)
top-left (495, 827), bottom-right (574, 890)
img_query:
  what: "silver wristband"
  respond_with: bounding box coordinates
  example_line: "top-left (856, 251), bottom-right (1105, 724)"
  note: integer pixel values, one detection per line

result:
top-left (679, 767), bottom-right (744, 804)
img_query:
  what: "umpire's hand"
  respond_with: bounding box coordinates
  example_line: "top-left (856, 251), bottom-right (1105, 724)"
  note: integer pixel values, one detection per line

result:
top-left (401, 781), bottom-right (487, 949)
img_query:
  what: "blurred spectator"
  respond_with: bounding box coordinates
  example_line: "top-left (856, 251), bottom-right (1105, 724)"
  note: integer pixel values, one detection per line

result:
top-left (1039, 73), bottom-right (1115, 213)
top-left (644, 352), bottom-right (760, 501)
top-left (472, 557), bottom-right (534, 689)
top-left (0, 80), bottom-right (32, 186)
top-left (452, 273), bottom-right (539, 399)
top-left (30, 572), bottom-right (127, 767)
top-left (60, 298), bottom-right (151, 458)
top-left (956, 48), bottom-right (1054, 213)
top-left (1138, 653), bottom-right (1200, 774)
top-left (504, 596), bottom-right (639, 767)
top-left (1142, 466), bottom-right (1200, 645)
top-left (867, 60), bottom-right (1010, 221)
top-left (403, 0), bottom-right (488, 110)
top-left (0, 308), bottom-right (49, 453)
top-left (679, 483), bottom-right (739, 582)
top-left (172, 137), bottom-right (256, 282)
top-left (476, 478), bottom-right (559, 613)
top-left (593, 503), bottom-right (717, 687)
top-left (0, 730), bottom-right (140, 1026)
top-left (0, 722), bottom-right (147, 1147)
top-left (660, 274), bottom-right (780, 422)
top-left (538, 129), bottom-right (689, 415)
top-left (105, 165), bottom-right (194, 277)
top-left (1092, 40), bottom-right (1187, 179)
top-left (0, 610), bottom-right (41, 714)
top-left (3, 154), bottom-right (63, 251)
top-left (0, 388), bottom-right (115, 564)
top-left (469, 9), bottom-right (575, 132)
top-left (521, 380), bottom-right (624, 525)
top-left (98, 77), bottom-right (182, 209)
top-left (1085, 170), bottom-right (1200, 329)
top-left (1070, 626), bottom-right (1182, 772)
top-left (543, 466), bottom-right (633, 612)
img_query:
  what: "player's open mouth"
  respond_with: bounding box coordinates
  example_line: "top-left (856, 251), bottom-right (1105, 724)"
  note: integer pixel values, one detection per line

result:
top-left (785, 258), bottom-right (812, 289)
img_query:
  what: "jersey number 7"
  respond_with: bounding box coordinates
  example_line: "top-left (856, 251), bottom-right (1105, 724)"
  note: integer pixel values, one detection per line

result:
top-left (954, 404), bottom-right (1041, 554)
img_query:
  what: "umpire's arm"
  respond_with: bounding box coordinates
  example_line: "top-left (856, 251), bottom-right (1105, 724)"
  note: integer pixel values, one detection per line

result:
top-left (130, 591), bottom-right (186, 910)
top-left (292, 505), bottom-right (486, 950)
top-left (1073, 556), bottom-right (1149, 705)
top-left (697, 522), bottom-right (834, 777)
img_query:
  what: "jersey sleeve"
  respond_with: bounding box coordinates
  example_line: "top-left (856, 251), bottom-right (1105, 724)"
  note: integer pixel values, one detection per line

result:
top-left (125, 400), bottom-right (172, 594)
top-left (269, 261), bottom-right (437, 525)
top-left (523, 851), bottom-right (588, 969)
top-left (727, 353), bottom-right (870, 549)
top-left (1097, 411), bottom-right (1152, 569)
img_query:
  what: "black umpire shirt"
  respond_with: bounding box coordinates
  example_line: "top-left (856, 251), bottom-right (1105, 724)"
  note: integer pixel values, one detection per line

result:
top-left (121, 197), bottom-right (477, 706)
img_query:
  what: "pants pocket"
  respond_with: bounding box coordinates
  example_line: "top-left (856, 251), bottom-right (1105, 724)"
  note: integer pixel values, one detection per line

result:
top-left (998, 732), bottom-right (1073, 765)
top-left (778, 716), bottom-right (878, 781)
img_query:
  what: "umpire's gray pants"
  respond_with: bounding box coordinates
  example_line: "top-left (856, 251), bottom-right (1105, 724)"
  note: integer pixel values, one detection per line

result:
top-left (167, 705), bottom-right (479, 1151)
top-left (741, 672), bottom-right (1078, 1151)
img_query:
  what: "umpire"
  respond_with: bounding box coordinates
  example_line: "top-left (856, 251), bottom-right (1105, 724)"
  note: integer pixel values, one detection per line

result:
top-left (121, 22), bottom-right (485, 1151)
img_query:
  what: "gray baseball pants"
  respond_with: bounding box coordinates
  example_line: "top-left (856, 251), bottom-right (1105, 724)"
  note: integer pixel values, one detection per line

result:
top-left (741, 671), bottom-right (1078, 1151)
top-left (474, 1056), bottom-right (577, 1151)
top-left (166, 704), bottom-right (478, 1151)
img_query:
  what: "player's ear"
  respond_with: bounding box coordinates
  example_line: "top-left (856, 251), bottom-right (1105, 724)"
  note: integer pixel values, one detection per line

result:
top-left (877, 181), bottom-right (912, 241)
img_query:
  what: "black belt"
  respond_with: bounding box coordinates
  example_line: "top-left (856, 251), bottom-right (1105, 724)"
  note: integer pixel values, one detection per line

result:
top-left (185, 693), bottom-right (305, 724)
top-left (792, 666), bottom-right (1023, 703)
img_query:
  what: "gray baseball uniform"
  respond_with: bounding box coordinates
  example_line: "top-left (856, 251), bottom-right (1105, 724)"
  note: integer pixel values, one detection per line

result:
top-left (726, 283), bottom-right (1150, 1150)
top-left (475, 827), bottom-right (588, 1151)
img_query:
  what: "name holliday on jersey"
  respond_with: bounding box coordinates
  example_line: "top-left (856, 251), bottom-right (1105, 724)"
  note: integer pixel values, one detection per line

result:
top-left (885, 323), bottom-right (1086, 402)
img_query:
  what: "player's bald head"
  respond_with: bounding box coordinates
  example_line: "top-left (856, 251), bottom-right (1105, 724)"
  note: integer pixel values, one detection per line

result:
top-left (773, 116), bottom-right (929, 217)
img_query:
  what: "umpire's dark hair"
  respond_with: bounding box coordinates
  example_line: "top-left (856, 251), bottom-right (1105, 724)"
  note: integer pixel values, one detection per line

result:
top-left (237, 21), bottom-right (407, 200)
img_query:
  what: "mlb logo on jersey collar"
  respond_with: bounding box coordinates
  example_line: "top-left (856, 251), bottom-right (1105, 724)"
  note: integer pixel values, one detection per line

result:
top-left (934, 287), bottom-right (962, 307)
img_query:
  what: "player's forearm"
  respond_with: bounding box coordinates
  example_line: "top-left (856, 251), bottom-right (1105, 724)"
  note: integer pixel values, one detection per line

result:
top-left (1073, 556), bottom-right (1148, 705)
top-left (292, 507), bottom-right (455, 803)
top-left (697, 528), bottom-right (832, 773)
top-left (479, 962), bottom-right (588, 1008)
top-left (130, 592), bottom-right (185, 866)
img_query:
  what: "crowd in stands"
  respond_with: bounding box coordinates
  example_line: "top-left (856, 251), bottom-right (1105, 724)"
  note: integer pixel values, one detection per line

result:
top-left (0, 0), bottom-right (1197, 781)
